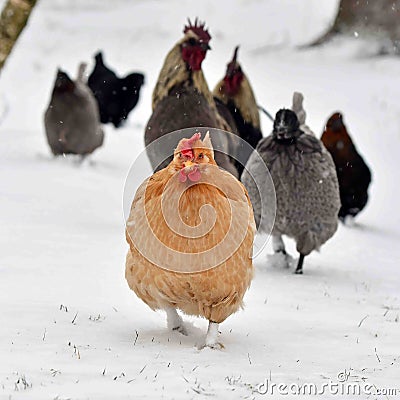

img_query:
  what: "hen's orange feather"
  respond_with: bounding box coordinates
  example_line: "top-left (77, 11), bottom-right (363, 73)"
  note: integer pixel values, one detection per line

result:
top-left (125, 140), bottom-right (255, 323)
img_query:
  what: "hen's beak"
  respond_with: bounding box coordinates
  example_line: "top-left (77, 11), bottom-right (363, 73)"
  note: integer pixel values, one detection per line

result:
top-left (275, 127), bottom-right (288, 140)
top-left (183, 160), bottom-right (194, 168)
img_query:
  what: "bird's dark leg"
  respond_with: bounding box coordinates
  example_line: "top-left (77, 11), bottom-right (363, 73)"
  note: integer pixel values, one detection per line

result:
top-left (295, 254), bottom-right (305, 275)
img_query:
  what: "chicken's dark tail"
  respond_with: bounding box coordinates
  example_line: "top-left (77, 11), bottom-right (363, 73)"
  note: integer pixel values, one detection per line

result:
top-left (94, 51), bottom-right (104, 65)
top-left (257, 105), bottom-right (274, 122)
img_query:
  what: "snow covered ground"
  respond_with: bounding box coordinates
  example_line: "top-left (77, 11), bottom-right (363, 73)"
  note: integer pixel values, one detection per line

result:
top-left (1, 0), bottom-right (400, 398)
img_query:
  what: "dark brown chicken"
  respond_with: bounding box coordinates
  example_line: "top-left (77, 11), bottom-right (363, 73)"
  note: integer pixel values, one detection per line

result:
top-left (321, 112), bottom-right (372, 222)
top-left (144, 19), bottom-right (238, 177)
top-left (213, 47), bottom-right (262, 176)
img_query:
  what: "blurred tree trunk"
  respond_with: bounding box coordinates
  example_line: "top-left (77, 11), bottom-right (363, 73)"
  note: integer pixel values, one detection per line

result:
top-left (309, 0), bottom-right (400, 54)
top-left (0, 0), bottom-right (38, 73)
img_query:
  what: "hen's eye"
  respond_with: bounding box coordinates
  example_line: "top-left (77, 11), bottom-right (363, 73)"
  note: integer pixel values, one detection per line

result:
top-left (197, 153), bottom-right (204, 159)
top-left (178, 153), bottom-right (183, 159)
top-left (187, 38), bottom-right (197, 46)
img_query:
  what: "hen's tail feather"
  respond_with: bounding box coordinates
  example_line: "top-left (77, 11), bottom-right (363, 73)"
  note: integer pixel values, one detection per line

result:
top-left (77, 62), bottom-right (87, 83)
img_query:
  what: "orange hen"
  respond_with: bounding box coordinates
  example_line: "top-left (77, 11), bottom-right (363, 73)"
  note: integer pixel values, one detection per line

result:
top-left (125, 132), bottom-right (255, 348)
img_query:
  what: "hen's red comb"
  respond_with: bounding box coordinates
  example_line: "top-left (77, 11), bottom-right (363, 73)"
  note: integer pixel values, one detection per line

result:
top-left (181, 132), bottom-right (202, 158)
top-left (183, 18), bottom-right (211, 43)
top-left (187, 132), bottom-right (202, 146)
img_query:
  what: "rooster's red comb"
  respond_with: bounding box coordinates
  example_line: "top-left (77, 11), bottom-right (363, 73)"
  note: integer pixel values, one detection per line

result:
top-left (231, 46), bottom-right (239, 63)
top-left (183, 18), bottom-right (211, 43)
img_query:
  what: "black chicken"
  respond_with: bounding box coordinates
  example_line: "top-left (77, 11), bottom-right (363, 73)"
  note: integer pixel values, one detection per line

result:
top-left (88, 52), bottom-right (145, 128)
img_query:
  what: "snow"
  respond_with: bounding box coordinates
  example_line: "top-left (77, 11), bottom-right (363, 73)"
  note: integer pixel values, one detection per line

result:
top-left (1, 0), bottom-right (400, 398)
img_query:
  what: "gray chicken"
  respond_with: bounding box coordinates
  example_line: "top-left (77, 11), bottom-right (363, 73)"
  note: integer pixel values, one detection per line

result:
top-left (242, 109), bottom-right (340, 274)
top-left (44, 63), bottom-right (104, 156)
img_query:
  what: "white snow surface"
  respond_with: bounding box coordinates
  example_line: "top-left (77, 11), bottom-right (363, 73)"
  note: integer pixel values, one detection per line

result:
top-left (1, 0), bottom-right (400, 399)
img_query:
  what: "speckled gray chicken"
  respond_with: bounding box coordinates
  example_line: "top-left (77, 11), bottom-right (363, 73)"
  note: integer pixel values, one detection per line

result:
top-left (242, 108), bottom-right (341, 274)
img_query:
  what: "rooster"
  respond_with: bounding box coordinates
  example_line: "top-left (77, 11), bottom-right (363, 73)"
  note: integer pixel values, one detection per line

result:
top-left (144, 19), bottom-right (238, 177)
top-left (88, 52), bottom-right (145, 128)
top-left (321, 112), bottom-right (372, 222)
top-left (213, 46), bottom-right (262, 177)
top-left (44, 64), bottom-right (104, 156)
top-left (125, 132), bottom-right (255, 348)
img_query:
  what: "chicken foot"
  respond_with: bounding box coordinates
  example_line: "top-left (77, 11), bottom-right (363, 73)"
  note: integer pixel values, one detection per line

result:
top-left (204, 321), bottom-right (224, 349)
top-left (165, 307), bottom-right (187, 335)
top-left (272, 234), bottom-right (286, 254)
top-left (295, 254), bottom-right (305, 275)
top-left (272, 234), bottom-right (292, 268)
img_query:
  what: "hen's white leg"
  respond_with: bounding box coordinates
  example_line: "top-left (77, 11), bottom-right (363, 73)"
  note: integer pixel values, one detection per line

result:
top-left (165, 307), bottom-right (187, 335)
top-left (204, 321), bottom-right (224, 349)
top-left (272, 234), bottom-right (286, 254)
